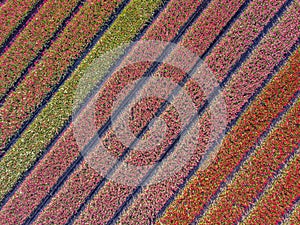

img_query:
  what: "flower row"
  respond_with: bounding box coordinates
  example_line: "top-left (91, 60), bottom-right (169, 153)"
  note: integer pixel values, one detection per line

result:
top-left (197, 91), bottom-right (300, 224)
top-left (0, 0), bottom-right (41, 48)
top-left (27, 0), bottom-right (248, 222)
top-left (242, 142), bottom-right (300, 224)
top-left (206, 0), bottom-right (286, 82)
top-left (114, 1), bottom-right (300, 224)
top-left (22, 0), bottom-right (209, 222)
top-left (0, 0), bottom-right (123, 151)
top-left (157, 4), bottom-right (300, 222)
top-left (283, 204), bottom-right (300, 225)
top-left (0, 0), bottom-right (81, 99)
top-left (0, 0), bottom-right (169, 223)
top-left (36, 0), bottom-right (296, 223)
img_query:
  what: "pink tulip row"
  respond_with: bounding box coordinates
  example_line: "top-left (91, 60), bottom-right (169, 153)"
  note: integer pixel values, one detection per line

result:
top-left (30, 0), bottom-right (260, 223)
top-left (31, 0), bottom-right (250, 223)
top-left (205, 0), bottom-right (286, 82)
top-left (61, 0), bottom-right (268, 223)
top-left (243, 149), bottom-right (300, 225)
top-left (114, 2), bottom-right (300, 224)
top-left (0, 0), bottom-right (42, 47)
top-left (0, 0), bottom-right (81, 99)
top-left (0, 128), bottom-right (84, 225)
top-left (156, 3), bottom-right (300, 224)
top-left (0, 0), bottom-right (123, 151)
top-left (28, 0), bottom-right (210, 222)
top-left (0, 0), bottom-right (205, 223)
top-left (181, 0), bottom-right (245, 56)
top-left (197, 96), bottom-right (300, 224)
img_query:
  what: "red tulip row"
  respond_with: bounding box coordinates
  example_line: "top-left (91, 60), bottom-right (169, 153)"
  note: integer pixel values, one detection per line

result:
top-left (0, 0), bottom-right (204, 224)
top-left (197, 94), bottom-right (300, 224)
top-left (0, 0), bottom-right (42, 47)
top-left (31, 0), bottom-right (249, 223)
top-left (113, 2), bottom-right (300, 224)
top-left (241, 148), bottom-right (300, 225)
top-left (0, 0), bottom-right (81, 99)
top-left (157, 3), bottom-right (300, 223)
top-left (0, 0), bottom-right (123, 151)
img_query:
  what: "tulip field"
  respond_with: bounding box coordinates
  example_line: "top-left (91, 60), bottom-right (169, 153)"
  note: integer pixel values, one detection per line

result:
top-left (0, 0), bottom-right (299, 224)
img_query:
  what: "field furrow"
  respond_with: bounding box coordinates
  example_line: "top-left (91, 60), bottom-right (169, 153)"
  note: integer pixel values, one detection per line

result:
top-left (0, 0), bottom-right (178, 223)
top-left (283, 202), bottom-right (300, 225)
top-left (0, 0), bottom-right (299, 224)
top-left (113, 2), bottom-right (300, 224)
top-left (0, 0), bottom-right (167, 206)
top-left (25, 0), bottom-right (211, 223)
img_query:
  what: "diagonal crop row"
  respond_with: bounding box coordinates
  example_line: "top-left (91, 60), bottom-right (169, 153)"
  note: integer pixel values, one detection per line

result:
top-left (11, 0), bottom-right (212, 223)
top-left (156, 46), bottom-right (299, 225)
top-left (0, 0), bottom-right (125, 152)
top-left (0, 0), bottom-right (84, 101)
top-left (240, 149), bottom-right (300, 225)
top-left (196, 95), bottom-right (300, 224)
top-left (0, 0), bottom-right (167, 207)
top-left (156, 5), bottom-right (300, 222)
top-left (0, 0), bottom-right (171, 223)
top-left (39, 0), bottom-right (298, 224)
top-left (24, 0), bottom-right (251, 222)
top-left (0, 0), bottom-right (44, 52)
top-left (110, 1), bottom-right (299, 224)
top-left (70, 0), bottom-right (253, 223)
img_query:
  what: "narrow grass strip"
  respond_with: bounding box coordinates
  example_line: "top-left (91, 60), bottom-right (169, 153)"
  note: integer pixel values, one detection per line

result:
top-left (0, 0), bottom-right (167, 223)
top-left (0, 0), bottom-right (124, 152)
top-left (0, 0), bottom-right (83, 100)
top-left (0, 0), bottom-right (44, 52)
top-left (197, 97), bottom-right (300, 224)
top-left (241, 148), bottom-right (300, 225)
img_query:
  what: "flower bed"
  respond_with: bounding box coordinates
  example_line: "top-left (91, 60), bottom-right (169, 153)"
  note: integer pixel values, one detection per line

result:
top-left (0, 0), bottom-right (81, 99)
top-left (0, 0), bottom-right (123, 151)
top-left (197, 96), bottom-right (300, 224)
top-left (205, 0), bottom-right (286, 82)
top-left (113, 2), bottom-right (300, 224)
top-left (23, 0), bottom-right (210, 222)
top-left (241, 149), bottom-right (300, 224)
top-left (0, 0), bottom-right (42, 48)
top-left (157, 4), bottom-right (300, 221)
top-left (36, 1), bottom-right (299, 224)
top-left (0, 0), bottom-right (164, 206)
top-left (0, 0), bottom-right (187, 223)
